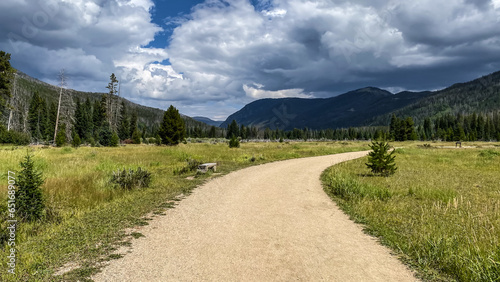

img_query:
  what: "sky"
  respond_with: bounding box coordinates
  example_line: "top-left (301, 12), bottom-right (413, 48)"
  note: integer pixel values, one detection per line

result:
top-left (1, 0), bottom-right (500, 120)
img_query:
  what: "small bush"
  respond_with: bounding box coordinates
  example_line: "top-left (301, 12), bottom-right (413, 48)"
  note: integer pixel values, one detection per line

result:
top-left (110, 132), bottom-right (119, 147)
top-left (72, 133), bottom-right (81, 148)
top-left (88, 137), bottom-right (96, 147)
top-left (111, 167), bottom-right (152, 190)
top-left (132, 129), bottom-right (142, 144)
top-left (55, 127), bottom-right (67, 147)
top-left (229, 135), bottom-right (240, 148)
top-left (0, 126), bottom-right (31, 145)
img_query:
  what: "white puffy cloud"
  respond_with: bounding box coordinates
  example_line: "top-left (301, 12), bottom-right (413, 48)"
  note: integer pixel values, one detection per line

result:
top-left (2, 0), bottom-right (500, 119)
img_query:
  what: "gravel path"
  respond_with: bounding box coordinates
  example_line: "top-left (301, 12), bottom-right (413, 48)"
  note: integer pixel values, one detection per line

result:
top-left (93, 151), bottom-right (416, 281)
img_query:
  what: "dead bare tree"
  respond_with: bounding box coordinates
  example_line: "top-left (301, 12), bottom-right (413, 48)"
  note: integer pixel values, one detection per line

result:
top-left (54, 69), bottom-right (66, 143)
top-left (7, 72), bottom-right (17, 131)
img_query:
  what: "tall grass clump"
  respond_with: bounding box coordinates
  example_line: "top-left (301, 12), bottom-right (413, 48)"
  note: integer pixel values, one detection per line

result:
top-left (323, 172), bottom-right (392, 201)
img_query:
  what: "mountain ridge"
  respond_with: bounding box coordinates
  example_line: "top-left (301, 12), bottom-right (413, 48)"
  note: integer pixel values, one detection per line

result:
top-left (221, 70), bottom-right (500, 130)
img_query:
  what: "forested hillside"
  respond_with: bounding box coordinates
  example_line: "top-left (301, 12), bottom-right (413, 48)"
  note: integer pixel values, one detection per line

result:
top-left (1, 69), bottom-right (222, 144)
top-left (369, 71), bottom-right (500, 125)
top-left (220, 87), bottom-right (430, 130)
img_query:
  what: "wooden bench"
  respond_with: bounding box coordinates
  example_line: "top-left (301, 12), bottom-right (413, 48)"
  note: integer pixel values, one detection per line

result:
top-left (198, 163), bottom-right (217, 173)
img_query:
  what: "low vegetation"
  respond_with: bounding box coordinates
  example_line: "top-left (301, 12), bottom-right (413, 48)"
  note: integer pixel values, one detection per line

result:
top-left (322, 144), bottom-right (500, 281)
top-left (0, 141), bottom-right (368, 281)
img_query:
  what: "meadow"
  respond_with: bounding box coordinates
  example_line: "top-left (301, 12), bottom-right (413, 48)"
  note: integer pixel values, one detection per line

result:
top-left (0, 141), bottom-right (368, 281)
top-left (322, 142), bottom-right (500, 281)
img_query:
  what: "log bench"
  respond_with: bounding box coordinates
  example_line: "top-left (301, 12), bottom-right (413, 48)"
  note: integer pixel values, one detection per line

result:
top-left (198, 163), bottom-right (217, 173)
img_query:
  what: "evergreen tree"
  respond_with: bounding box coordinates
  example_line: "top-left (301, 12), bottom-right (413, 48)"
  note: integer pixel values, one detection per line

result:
top-left (83, 98), bottom-right (93, 140)
top-left (159, 105), bottom-right (186, 145)
top-left (129, 112), bottom-right (138, 139)
top-left (72, 131), bottom-right (81, 148)
top-left (132, 129), bottom-right (142, 144)
top-left (0, 51), bottom-right (14, 115)
top-left (45, 102), bottom-right (57, 141)
top-left (226, 120), bottom-right (239, 139)
top-left (366, 141), bottom-right (397, 177)
top-left (229, 135), bottom-right (240, 148)
top-left (118, 101), bottom-right (129, 140)
top-left (28, 91), bottom-right (45, 141)
top-left (110, 131), bottom-right (119, 147)
top-left (55, 123), bottom-right (67, 147)
top-left (98, 122), bottom-right (113, 146)
top-left (15, 152), bottom-right (45, 221)
top-left (208, 126), bottom-right (217, 138)
top-left (73, 97), bottom-right (85, 140)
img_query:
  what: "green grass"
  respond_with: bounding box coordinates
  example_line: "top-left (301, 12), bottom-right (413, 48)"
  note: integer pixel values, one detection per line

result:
top-left (0, 141), bottom-right (368, 281)
top-left (322, 143), bottom-right (500, 281)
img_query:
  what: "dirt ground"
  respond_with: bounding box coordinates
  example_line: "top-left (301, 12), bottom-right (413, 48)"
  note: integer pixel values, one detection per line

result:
top-left (93, 151), bottom-right (417, 281)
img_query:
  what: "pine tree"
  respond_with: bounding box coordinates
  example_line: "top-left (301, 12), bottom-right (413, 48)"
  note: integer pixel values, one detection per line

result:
top-left (129, 112), bottom-right (138, 139)
top-left (110, 131), bottom-right (119, 147)
top-left (72, 131), bottom-right (81, 148)
top-left (83, 98), bottom-right (93, 140)
top-left (159, 105), bottom-right (186, 145)
top-left (73, 97), bottom-right (85, 140)
top-left (98, 122), bottom-right (113, 146)
top-left (0, 51), bottom-right (14, 116)
top-left (15, 152), bottom-right (45, 221)
top-left (226, 120), bottom-right (239, 139)
top-left (55, 123), bottom-right (67, 147)
top-left (229, 135), bottom-right (240, 148)
top-left (132, 128), bottom-right (142, 144)
top-left (118, 101), bottom-right (129, 140)
top-left (365, 141), bottom-right (397, 177)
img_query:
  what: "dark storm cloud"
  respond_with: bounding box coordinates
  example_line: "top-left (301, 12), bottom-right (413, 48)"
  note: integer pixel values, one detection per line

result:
top-left (1, 0), bottom-right (499, 119)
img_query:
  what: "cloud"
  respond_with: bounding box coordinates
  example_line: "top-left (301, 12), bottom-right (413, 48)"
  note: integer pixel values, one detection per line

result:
top-left (243, 84), bottom-right (311, 99)
top-left (0, 0), bottom-right (162, 91)
top-left (1, 0), bottom-right (500, 119)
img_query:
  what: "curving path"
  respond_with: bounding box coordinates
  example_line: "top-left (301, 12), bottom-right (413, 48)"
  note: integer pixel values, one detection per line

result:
top-left (93, 151), bottom-right (417, 281)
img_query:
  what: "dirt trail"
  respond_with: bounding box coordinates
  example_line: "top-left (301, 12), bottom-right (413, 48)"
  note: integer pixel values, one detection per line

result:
top-left (93, 151), bottom-right (416, 281)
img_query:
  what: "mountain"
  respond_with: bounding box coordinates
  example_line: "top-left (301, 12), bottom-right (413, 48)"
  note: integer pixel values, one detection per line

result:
top-left (368, 70), bottom-right (500, 125)
top-left (220, 87), bottom-right (430, 130)
top-left (192, 116), bottom-right (223, 127)
top-left (6, 71), bottom-right (215, 134)
top-left (221, 70), bottom-right (500, 130)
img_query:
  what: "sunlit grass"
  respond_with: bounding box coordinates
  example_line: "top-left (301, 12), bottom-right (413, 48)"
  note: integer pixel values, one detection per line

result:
top-left (322, 143), bottom-right (500, 281)
top-left (0, 141), bottom-right (368, 281)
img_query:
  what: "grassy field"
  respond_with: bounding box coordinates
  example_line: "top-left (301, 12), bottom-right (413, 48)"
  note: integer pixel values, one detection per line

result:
top-left (322, 142), bottom-right (500, 281)
top-left (0, 141), bottom-right (369, 281)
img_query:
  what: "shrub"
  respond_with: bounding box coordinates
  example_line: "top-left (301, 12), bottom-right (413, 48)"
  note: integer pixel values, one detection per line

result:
top-left (55, 126), bottom-right (67, 147)
top-left (72, 133), bottom-right (81, 148)
top-left (365, 141), bottom-right (397, 176)
top-left (155, 134), bottom-right (161, 146)
top-left (132, 129), bottom-right (142, 144)
top-left (88, 137), bottom-right (96, 147)
top-left (110, 132), bottom-right (119, 147)
top-left (0, 126), bottom-right (31, 145)
top-left (229, 135), bottom-right (240, 148)
top-left (111, 167), bottom-right (152, 190)
top-left (15, 152), bottom-right (45, 221)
